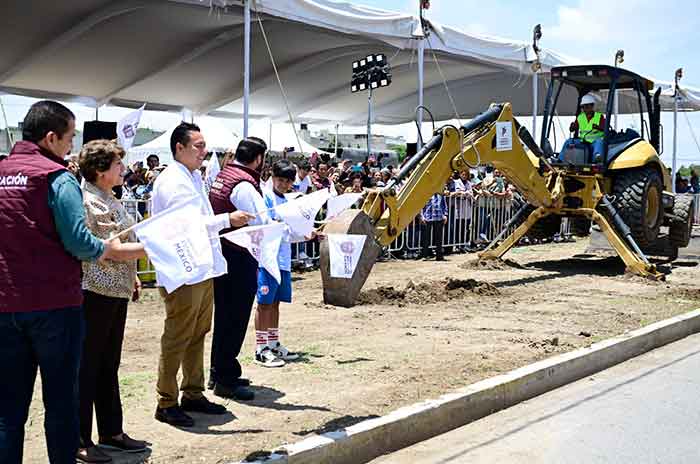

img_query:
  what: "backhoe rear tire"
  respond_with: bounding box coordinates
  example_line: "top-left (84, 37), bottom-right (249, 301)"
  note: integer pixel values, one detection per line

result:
top-left (612, 167), bottom-right (664, 249)
top-left (669, 194), bottom-right (695, 248)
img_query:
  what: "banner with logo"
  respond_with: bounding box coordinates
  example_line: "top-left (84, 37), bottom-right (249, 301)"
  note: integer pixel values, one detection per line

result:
top-left (133, 195), bottom-right (213, 293)
top-left (326, 192), bottom-right (363, 220)
top-left (117, 103), bottom-right (145, 150)
top-left (221, 222), bottom-right (286, 283)
top-left (274, 187), bottom-right (330, 237)
top-left (327, 233), bottom-right (367, 279)
top-left (203, 155), bottom-right (221, 193)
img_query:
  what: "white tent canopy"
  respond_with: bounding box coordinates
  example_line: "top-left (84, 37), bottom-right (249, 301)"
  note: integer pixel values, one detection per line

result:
top-left (2, 0), bottom-right (698, 126)
top-left (248, 120), bottom-right (331, 155)
top-left (127, 117), bottom-right (240, 165)
top-left (1, 0), bottom-right (567, 126)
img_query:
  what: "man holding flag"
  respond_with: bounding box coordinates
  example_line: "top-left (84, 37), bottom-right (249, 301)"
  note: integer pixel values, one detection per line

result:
top-left (208, 137), bottom-right (269, 400)
top-left (150, 122), bottom-right (253, 428)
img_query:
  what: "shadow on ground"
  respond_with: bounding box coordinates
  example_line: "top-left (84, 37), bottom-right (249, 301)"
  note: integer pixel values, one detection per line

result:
top-left (293, 414), bottom-right (381, 436)
top-left (244, 385), bottom-right (332, 413)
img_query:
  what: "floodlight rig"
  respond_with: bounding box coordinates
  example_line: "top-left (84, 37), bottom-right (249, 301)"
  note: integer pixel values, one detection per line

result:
top-left (351, 54), bottom-right (393, 158)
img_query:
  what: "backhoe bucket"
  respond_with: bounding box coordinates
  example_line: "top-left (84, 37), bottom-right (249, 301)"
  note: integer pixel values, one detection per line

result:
top-left (320, 209), bottom-right (382, 307)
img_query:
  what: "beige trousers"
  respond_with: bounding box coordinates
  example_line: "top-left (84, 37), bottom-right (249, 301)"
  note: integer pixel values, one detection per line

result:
top-left (156, 279), bottom-right (214, 408)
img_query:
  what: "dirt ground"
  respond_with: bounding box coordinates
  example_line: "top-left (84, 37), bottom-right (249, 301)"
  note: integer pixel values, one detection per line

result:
top-left (24, 238), bottom-right (700, 463)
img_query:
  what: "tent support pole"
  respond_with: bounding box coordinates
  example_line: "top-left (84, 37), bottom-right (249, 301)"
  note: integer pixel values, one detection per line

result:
top-left (417, 37), bottom-right (425, 149)
top-left (335, 123), bottom-right (339, 157)
top-left (367, 88), bottom-right (373, 159)
top-left (673, 90), bottom-right (679, 193)
top-left (243, 0), bottom-right (251, 139)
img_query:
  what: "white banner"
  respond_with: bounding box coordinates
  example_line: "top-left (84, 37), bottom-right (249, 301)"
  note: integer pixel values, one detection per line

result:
top-left (326, 192), bottom-right (363, 220)
top-left (328, 233), bottom-right (367, 279)
top-left (495, 121), bottom-right (512, 152)
top-left (203, 155), bottom-right (221, 193)
top-left (133, 195), bottom-right (214, 293)
top-left (117, 104), bottom-right (145, 150)
top-left (274, 187), bottom-right (330, 237)
top-left (221, 223), bottom-right (285, 283)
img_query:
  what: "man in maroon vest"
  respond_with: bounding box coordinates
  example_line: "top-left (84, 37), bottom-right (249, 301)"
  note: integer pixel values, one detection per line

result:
top-left (208, 137), bottom-right (268, 400)
top-left (0, 101), bottom-right (141, 464)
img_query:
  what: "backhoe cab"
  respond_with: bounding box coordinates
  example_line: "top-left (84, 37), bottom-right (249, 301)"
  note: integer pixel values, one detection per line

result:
top-left (319, 65), bottom-right (694, 307)
top-left (537, 65), bottom-right (693, 254)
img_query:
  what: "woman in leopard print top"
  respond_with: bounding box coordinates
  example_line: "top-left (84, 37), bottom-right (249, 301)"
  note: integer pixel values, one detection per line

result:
top-left (78, 140), bottom-right (148, 461)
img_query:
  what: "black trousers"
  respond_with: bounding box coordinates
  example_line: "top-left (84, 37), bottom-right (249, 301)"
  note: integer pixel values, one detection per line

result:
top-left (210, 242), bottom-right (258, 385)
top-left (79, 291), bottom-right (128, 446)
top-left (421, 220), bottom-right (444, 259)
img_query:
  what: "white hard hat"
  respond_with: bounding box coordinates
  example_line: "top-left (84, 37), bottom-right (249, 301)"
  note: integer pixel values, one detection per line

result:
top-left (580, 94), bottom-right (596, 106)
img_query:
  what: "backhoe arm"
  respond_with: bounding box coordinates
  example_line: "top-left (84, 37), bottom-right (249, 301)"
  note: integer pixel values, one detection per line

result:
top-left (362, 103), bottom-right (555, 246)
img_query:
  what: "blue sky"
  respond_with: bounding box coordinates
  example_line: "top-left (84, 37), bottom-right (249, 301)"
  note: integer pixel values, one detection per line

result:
top-left (366, 0), bottom-right (700, 85)
top-left (2, 0), bottom-right (699, 163)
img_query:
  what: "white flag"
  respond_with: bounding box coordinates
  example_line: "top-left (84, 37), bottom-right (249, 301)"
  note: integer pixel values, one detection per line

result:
top-left (262, 176), bottom-right (274, 192)
top-left (328, 234), bottom-right (367, 279)
top-left (274, 188), bottom-right (330, 237)
top-left (117, 104), bottom-right (145, 150)
top-left (221, 223), bottom-right (285, 283)
top-left (203, 155), bottom-right (221, 193)
top-left (326, 193), bottom-right (363, 220)
top-left (133, 195), bottom-right (214, 293)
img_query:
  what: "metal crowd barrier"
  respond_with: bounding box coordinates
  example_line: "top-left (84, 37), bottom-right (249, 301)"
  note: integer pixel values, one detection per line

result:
top-left (690, 194), bottom-right (700, 225)
top-left (120, 194), bottom-right (572, 274)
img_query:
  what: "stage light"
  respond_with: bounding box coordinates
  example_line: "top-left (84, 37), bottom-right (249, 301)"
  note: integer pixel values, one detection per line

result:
top-left (350, 53), bottom-right (392, 94)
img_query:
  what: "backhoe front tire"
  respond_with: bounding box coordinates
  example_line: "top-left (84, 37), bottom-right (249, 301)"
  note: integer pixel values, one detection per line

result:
top-left (613, 167), bottom-right (664, 248)
top-left (669, 194), bottom-right (695, 248)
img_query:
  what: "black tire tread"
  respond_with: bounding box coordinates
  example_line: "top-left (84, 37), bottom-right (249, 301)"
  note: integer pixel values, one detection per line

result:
top-left (669, 194), bottom-right (694, 248)
top-left (612, 167), bottom-right (663, 248)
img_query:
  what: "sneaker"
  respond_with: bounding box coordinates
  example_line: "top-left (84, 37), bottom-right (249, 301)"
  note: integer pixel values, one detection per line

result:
top-left (180, 396), bottom-right (227, 415)
top-left (298, 251), bottom-right (309, 260)
top-left (255, 347), bottom-right (285, 368)
top-left (154, 405), bottom-right (194, 427)
top-left (271, 344), bottom-right (300, 361)
top-left (479, 233), bottom-right (488, 242)
top-left (98, 433), bottom-right (148, 453)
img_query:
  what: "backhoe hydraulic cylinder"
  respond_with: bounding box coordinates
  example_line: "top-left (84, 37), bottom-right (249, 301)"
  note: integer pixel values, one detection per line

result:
top-left (598, 196), bottom-right (650, 264)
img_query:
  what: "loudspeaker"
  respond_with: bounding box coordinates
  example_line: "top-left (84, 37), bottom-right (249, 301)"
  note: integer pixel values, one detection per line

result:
top-left (406, 142), bottom-right (417, 158)
top-left (83, 121), bottom-right (117, 145)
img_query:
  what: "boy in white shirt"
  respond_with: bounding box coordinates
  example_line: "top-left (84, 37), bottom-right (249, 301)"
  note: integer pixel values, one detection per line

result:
top-left (255, 159), bottom-right (321, 366)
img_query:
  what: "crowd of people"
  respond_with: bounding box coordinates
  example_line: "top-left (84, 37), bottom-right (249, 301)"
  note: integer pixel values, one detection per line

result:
top-left (675, 170), bottom-right (700, 194)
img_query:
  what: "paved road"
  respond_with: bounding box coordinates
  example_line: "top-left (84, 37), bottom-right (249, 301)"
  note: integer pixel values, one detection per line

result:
top-left (371, 333), bottom-right (700, 464)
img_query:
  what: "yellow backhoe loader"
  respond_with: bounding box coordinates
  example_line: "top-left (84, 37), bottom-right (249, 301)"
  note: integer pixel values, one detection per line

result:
top-left (320, 65), bottom-right (694, 307)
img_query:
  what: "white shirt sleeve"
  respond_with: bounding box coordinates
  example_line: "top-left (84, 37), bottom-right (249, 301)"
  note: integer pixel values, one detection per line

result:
top-left (151, 167), bottom-right (231, 237)
top-left (230, 182), bottom-right (267, 226)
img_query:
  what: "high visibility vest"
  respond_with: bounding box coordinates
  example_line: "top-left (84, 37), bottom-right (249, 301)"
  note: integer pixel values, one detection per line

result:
top-left (577, 112), bottom-right (604, 143)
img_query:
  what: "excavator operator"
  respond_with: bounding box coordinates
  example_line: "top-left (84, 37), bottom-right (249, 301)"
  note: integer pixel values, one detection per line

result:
top-left (567, 93), bottom-right (606, 163)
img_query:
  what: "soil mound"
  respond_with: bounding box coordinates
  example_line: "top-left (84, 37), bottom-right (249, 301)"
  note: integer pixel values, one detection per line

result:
top-left (460, 258), bottom-right (525, 271)
top-left (670, 288), bottom-right (700, 301)
top-left (357, 278), bottom-right (500, 306)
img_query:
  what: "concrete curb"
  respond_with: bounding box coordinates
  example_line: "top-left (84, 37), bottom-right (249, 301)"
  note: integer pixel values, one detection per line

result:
top-left (236, 309), bottom-right (700, 464)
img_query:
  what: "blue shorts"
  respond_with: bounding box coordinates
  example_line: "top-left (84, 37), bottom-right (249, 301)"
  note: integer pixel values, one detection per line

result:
top-left (257, 268), bottom-right (292, 304)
